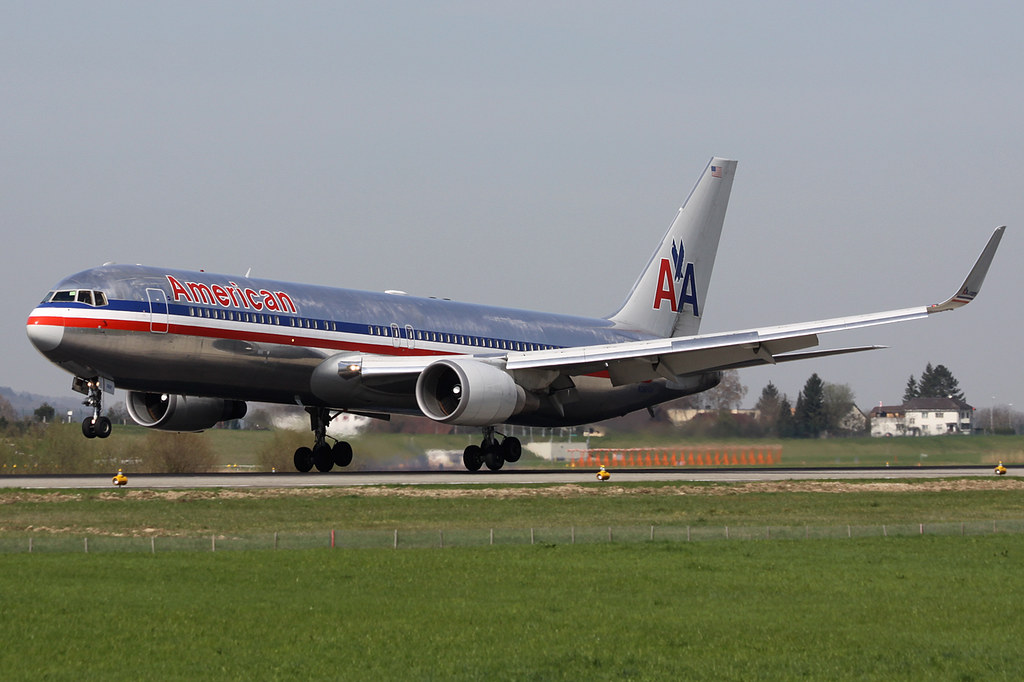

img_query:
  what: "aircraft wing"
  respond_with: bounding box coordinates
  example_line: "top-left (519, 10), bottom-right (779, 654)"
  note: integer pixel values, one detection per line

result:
top-left (504, 225), bottom-right (1006, 385)
top-left (355, 226), bottom-right (1004, 387)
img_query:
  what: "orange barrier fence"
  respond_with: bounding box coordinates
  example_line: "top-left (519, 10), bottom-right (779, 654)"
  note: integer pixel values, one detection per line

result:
top-left (565, 446), bottom-right (782, 468)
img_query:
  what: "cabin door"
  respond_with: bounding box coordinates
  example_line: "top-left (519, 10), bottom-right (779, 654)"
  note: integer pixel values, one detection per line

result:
top-left (147, 288), bottom-right (169, 333)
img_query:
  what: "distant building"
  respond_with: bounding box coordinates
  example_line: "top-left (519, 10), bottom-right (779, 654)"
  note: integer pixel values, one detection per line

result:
top-left (869, 397), bottom-right (974, 437)
top-left (837, 405), bottom-right (868, 434)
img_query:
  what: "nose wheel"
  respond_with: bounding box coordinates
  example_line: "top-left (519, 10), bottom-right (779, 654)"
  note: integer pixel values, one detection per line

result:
top-left (77, 377), bottom-right (112, 439)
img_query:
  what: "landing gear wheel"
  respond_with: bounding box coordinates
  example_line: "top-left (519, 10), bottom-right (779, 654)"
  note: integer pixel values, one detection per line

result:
top-left (313, 444), bottom-right (334, 472)
top-left (501, 436), bottom-right (522, 463)
top-left (93, 416), bottom-right (112, 439)
top-left (294, 446), bottom-right (314, 473)
top-left (82, 419), bottom-right (96, 439)
top-left (332, 441), bottom-right (353, 468)
top-left (463, 444), bottom-right (483, 472)
top-left (484, 442), bottom-right (505, 471)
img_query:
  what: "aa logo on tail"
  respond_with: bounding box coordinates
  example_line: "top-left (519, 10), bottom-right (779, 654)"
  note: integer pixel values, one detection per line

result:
top-left (652, 240), bottom-right (699, 316)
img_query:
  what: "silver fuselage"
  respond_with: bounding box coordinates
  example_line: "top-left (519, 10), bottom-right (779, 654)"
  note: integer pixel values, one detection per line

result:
top-left (27, 264), bottom-right (710, 426)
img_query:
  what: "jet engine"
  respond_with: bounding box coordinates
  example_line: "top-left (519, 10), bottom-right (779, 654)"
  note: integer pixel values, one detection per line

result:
top-left (125, 392), bottom-right (247, 432)
top-left (416, 358), bottom-right (527, 426)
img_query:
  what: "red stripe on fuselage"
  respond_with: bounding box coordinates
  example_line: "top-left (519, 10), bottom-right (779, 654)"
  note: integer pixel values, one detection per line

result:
top-left (32, 313), bottom-right (450, 358)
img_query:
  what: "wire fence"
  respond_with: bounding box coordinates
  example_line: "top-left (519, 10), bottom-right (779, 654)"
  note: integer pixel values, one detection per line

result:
top-left (3, 519), bottom-right (1024, 554)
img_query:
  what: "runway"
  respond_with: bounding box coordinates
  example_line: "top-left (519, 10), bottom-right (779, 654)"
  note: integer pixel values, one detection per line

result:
top-left (0, 466), bottom-right (1008, 489)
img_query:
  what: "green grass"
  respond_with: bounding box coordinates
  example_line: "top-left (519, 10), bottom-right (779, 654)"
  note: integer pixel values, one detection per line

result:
top-left (1, 537), bottom-right (1021, 680)
top-left (2, 482), bottom-right (1023, 679)
top-left (1, 481), bottom-right (1022, 537)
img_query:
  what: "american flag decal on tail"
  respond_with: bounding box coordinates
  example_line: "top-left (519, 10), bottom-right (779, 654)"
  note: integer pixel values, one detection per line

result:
top-left (710, 165), bottom-right (722, 178)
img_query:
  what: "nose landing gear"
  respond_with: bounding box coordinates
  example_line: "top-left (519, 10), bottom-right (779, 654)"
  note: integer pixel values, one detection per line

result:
top-left (76, 377), bottom-right (112, 439)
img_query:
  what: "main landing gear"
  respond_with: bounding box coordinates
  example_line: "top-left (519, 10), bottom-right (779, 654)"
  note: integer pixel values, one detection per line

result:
top-left (462, 427), bottom-right (521, 472)
top-left (78, 378), bottom-right (112, 439)
top-left (293, 406), bottom-right (354, 473)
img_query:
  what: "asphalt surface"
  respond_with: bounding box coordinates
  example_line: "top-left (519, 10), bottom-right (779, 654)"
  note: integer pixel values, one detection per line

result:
top-left (0, 466), bottom-right (1009, 489)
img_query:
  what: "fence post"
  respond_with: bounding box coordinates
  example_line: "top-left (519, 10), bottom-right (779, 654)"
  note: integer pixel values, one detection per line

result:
top-left (151, 536), bottom-right (155, 554)
top-left (212, 535), bottom-right (216, 552)
top-left (394, 529), bottom-right (398, 549)
top-left (439, 530), bottom-right (444, 549)
top-left (28, 537), bottom-right (32, 553)
top-left (883, 525), bottom-right (887, 538)
top-left (571, 526), bottom-right (575, 544)
top-left (84, 537), bottom-right (88, 554)
top-left (490, 529), bottom-right (494, 546)
top-left (531, 528), bottom-right (535, 545)
top-left (331, 529), bottom-right (335, 548)
top-left (650, 525), bottom-right (655, 541)
top-left (274, 531), bottom-right (279, 550)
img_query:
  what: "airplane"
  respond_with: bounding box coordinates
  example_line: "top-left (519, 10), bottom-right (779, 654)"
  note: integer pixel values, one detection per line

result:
top-left (25, 157), bottom-right (1005, 472)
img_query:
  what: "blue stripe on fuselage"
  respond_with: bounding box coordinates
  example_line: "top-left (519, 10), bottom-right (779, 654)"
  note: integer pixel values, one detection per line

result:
top-left (42, 264), bottom-right (654, 354)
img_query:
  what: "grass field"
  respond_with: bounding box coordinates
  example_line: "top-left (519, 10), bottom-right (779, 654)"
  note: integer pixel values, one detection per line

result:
top-left (1, 536), bottom-right (1022, 680)
top-left (2, 479), bottom-right (1024, 537)
top-left (2, 480), bottom-right (1023, 679)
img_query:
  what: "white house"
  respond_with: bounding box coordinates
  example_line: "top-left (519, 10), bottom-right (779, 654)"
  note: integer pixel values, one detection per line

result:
top-left (869, 397), bottom-right (974, 437)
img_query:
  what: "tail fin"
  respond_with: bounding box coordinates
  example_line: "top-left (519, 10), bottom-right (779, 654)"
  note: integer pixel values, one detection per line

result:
top-left (609, 157), bottom-right (736, 338)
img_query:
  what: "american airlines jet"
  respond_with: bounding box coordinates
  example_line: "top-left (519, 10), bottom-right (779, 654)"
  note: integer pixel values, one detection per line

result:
top-left (26, 158), bottom-right (1005, 472)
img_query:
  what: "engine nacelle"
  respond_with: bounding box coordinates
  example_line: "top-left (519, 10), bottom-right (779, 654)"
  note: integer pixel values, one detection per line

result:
top-left (125, 392), bottom-right (247, 432)
top-left (416, 358), bottom-right (526, 426)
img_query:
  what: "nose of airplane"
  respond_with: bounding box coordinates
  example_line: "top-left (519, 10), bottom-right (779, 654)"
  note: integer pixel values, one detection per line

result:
top-left (26, 314), bottom-right (64, 354)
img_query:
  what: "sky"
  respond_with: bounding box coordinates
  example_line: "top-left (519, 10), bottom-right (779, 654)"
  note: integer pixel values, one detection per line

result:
top-left (3, 1), bottom-right (1022, 413)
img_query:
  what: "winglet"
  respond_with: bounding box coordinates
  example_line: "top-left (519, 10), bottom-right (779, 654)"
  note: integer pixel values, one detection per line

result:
top-left (928, 226), bottom-right (1006, 313)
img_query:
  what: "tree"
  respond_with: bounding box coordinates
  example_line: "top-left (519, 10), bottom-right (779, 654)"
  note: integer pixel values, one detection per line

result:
top-left (777, 395), bottom-right (796, 438)
top-left (794, 373), bottom-right (827, 438)
top-left (701, 370), bottom-right (747, 411)
top-left (755, 382), bottom-right (782, 434)
top-left (34, 402), bottom-right (55, 423)
top-left (823, 382), bottom-right (859, 435)
top-left (916, 363), bottom-right (965, 402)
top-left (0, 395), bottom-right (16, 422)
top-left (902, 375), bottom-right (919, 402)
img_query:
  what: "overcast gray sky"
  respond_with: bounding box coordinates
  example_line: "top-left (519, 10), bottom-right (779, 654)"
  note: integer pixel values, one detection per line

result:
top-left (3, 1), bottom-right (1021, 412)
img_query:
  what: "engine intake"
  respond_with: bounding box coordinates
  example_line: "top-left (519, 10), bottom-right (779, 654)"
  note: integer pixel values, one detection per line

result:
top-left (416, 358), bottom-right (526, 426)
top-left (126, 392), bottom-right (247, 432)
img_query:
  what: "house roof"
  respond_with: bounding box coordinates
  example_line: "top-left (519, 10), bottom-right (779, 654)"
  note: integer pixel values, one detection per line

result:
top-left (870, 397), bottom-right (973, 417)
top-left (903, 397), bottom-right (972, 411)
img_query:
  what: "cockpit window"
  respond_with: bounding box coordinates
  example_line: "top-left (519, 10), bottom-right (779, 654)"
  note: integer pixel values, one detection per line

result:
top-left (49, 289), bottom-right (109, 307)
